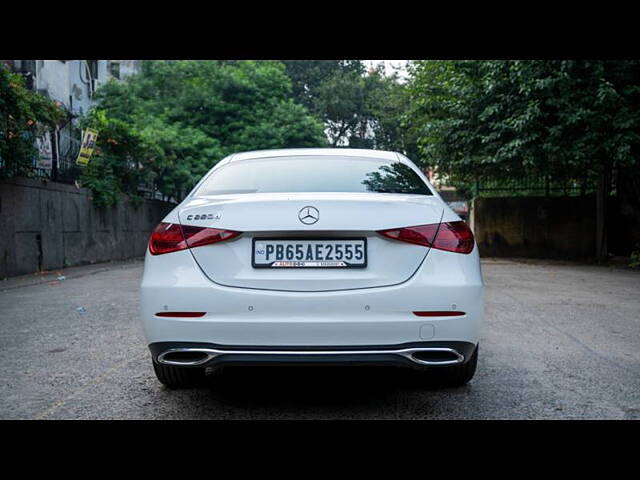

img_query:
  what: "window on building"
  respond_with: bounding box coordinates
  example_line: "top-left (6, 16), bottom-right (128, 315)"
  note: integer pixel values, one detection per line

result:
top-left (109, 61), bottom-right (120, 80)
top-left (85, 60), bottom-right (99, 98)
top-left (87, 60), bottom-right (99, 80)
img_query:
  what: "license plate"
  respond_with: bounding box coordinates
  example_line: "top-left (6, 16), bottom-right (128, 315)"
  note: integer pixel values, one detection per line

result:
top-left (252, 238), bottom-right (367, 268)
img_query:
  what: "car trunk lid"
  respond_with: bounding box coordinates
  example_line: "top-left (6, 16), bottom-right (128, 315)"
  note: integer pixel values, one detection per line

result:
top-left (178, 192), bottom-right (443, 291)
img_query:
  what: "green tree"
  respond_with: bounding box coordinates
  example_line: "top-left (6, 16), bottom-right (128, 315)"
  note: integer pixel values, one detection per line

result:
top-left (283, 60), bottom-right (365, 111)
top-left (406, 60), bottom-right (640, 257)
top-left (367, 69), bottom-right (421, 161)
top-left (308, 63), bottom-right (419, 156)
top-left (313, 68), bottom-right (370, 147)
top-left (82, 60), bottom-right (326, 204)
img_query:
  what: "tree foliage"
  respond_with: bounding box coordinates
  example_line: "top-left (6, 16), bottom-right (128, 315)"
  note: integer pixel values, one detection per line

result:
top-left (406, 60), bottom-right (640, 192)
top-left (313, 68), bottom-right (371, 147)
top-left (0, 65), bottom-right (68, 178)
top-left (73, 60), bottom-right (424, 204)
top-left (283, 60), bottom-right (364, 111)
top-left (82, 60), bottom-right (327, 204)
top-left (294, 61), bottom-right (419, 157)
top-left (368, 70), bottom-right (421, 161)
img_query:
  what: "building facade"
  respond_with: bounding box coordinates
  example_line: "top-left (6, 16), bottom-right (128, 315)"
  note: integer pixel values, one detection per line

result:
top-left (2, 60), bottom-right (141, 179)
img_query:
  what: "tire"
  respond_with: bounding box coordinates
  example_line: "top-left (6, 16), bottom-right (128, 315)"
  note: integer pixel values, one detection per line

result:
top-left (152, 361), bottom-right (206, 389)
top-left (429, 345), bottom-right (478, 387)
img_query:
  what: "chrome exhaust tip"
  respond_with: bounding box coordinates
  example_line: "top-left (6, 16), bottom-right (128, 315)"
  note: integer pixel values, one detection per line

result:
top-left (404, 348), bottom-right (465, 366)
top-left (156, 346), bottom-right (465, 367)
top-left (157, 348), bottom-right (216, 366)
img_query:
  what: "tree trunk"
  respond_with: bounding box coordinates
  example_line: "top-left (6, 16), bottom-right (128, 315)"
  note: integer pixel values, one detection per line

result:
top-left (595, 167), bottom-right (610, 260)
top-left (332, 122), bottom-right (351, 147)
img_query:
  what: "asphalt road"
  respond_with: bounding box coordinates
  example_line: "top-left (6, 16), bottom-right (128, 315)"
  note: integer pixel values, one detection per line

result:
top-left (1, 258), bottom-right (639, 420)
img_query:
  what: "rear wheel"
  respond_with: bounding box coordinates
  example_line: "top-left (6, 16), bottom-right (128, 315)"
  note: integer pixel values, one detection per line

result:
top-left (428, 345), bottom-right (478, 387)
top-left (152, 361), bottom-right (206, 389)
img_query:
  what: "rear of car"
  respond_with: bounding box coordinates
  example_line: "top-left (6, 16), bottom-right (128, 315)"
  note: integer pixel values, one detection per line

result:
top-left (140, 149), bottom-right (484, 388)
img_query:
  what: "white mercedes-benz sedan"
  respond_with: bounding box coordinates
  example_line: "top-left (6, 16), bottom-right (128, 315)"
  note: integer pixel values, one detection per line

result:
top-left (140, 148), bottom-right (484, 388)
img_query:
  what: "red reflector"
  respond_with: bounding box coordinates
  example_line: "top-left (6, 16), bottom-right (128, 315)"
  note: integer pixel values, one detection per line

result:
top-left (149, 222), bottom-right (241, 255)
top-left (378, 221), bottom-right (474, 254)
top-left (155, 312), bottom-right (206, 318)
top-left (413, 311), bottom-right (466, 317)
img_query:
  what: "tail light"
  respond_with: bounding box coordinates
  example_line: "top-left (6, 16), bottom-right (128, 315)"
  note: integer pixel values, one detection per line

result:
top-left (378, 221), bottom-right (474, 254)
top-left (149, 222), bottom-right (241, 255)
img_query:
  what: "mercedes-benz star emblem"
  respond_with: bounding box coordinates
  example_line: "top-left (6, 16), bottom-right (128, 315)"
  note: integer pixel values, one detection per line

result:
top-left (298, 206), bottom-right (319, 225)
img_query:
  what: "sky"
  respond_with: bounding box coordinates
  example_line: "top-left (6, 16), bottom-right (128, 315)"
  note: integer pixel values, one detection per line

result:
top-left (363, 60), bottom-right (409, 80)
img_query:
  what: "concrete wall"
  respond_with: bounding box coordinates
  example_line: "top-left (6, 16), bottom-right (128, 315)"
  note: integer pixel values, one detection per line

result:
top-left (0, 177), bottom-right (174, 278)
top-left (470, 196), bottom-right (596, 258)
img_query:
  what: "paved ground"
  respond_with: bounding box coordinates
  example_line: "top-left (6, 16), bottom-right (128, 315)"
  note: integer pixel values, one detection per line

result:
top-left (1, 258), bottom-right (639, 419)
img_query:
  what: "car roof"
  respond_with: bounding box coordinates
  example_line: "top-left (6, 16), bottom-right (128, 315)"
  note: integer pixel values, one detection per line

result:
top-left (229, 148), bottom-right (401, 162)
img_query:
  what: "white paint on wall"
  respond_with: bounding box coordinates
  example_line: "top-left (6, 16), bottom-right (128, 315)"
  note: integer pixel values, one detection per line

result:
top-left (34, 60), bottom-right (134, 116)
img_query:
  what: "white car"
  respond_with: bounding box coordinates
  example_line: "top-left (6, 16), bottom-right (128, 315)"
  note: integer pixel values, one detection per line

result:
top-left (140, 148), bottom-right (484, 388)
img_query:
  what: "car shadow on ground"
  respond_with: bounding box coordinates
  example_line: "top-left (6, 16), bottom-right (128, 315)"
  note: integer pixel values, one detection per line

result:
top-left (199, 365), bottom-right (463, 408)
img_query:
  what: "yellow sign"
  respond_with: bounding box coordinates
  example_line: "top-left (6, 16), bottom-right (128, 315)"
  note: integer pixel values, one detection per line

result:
top-left (76, 128), bottom-right (99, 166)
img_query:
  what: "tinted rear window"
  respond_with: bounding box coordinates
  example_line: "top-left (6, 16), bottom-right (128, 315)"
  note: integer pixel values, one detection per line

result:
top-left (196, 156), bottom-right (432, 196)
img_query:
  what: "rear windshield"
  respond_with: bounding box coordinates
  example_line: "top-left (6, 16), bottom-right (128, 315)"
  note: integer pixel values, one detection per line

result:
top-left (195, 156), bottom-right (432, 196)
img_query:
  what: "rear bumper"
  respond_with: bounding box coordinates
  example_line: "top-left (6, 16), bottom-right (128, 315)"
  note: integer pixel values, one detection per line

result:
top-left (140, 247), bottom-right (484, 349)
top-left (149, 341), bottom-right (478, 368)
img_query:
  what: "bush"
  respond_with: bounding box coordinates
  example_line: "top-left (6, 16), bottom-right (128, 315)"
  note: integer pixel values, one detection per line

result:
top-left (0, 65), bottom-right (67, 178)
